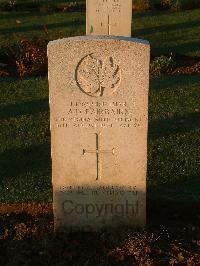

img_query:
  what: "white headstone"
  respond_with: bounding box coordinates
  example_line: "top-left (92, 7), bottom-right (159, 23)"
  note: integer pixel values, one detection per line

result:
top-left (86, 0), bottom-right (132, 37)
top-left (48, 36), bottom-right (150, 232)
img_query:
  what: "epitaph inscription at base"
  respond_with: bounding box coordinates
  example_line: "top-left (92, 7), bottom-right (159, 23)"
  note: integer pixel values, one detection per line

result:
top-left (48, 36), bottom-right (150, 232)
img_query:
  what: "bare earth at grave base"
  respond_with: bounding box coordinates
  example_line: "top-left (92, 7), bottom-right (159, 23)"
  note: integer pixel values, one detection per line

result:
top-left (0, 203), bottom-right (200, 265)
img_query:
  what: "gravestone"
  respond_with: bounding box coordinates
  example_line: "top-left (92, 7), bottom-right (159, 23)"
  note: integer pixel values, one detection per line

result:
top-left (48, 36), bottom-right (150, 232)
top-left (86, 0), bottom-right (132, 37)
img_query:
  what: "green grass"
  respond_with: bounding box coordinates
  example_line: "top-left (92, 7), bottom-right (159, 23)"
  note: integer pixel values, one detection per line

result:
top-left (0, 77), bottom-right (52, 202)
top-left (0, 8), bottom-right (200, 56)
top-left (0, 75), bottom-right (199, 204)
top-left (148, 75), bottom-right (200, 190)
top-left (0, 6), bottom-right (199, 222)
top-left (0, 11), bottom-right (85, 46)
top-left (134, 9), bottom-right (200, 57)
top-left (148, 75), bottom-right (200, 220)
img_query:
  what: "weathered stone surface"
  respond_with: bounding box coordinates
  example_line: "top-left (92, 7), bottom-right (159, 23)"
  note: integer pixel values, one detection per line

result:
top-left (86, 0), bottom-right (132, 37)
top-left (48, 36), bottom-right (150, 232)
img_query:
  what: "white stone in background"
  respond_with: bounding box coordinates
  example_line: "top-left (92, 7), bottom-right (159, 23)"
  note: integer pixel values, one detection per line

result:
top-left (48, 36), bottom-right (150, 232)
top-left (86, 0), bottom-right (132, 37)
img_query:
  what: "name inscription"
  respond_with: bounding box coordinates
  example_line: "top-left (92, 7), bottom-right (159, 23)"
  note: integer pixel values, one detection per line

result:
top-left (56, 101), bottom-right (143, 129)
top-left (96, 0), bottom-right (121, 13)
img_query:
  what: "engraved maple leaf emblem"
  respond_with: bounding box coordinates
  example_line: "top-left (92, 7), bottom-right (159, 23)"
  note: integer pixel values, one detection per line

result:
top-left (76, 54), bottom-right (121, 97)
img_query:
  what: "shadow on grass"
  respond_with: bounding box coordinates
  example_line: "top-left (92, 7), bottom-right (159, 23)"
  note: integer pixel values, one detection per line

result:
top-left (0, 11), bottom-right (51, 20)
top-left (149, 112), bottom-right (200, 140)
top-left (150, 75), bottom-right (200, 91)
top-left (135, 19), bottom-right (200, 36)
top-left (134, 10), bottom-right (172, 19)
top-left (0, 76), bottom-right (48, 84)
top-left (152, 40), bottom-right (200, 56)
top-left (0, 143), bottom-right (51, 179)
top-left (0, 20), bottom-right (84, 34)
top-left (148, 174), bottom-right (200, 224)
top-left (0, 98), bottom-right (49, 119)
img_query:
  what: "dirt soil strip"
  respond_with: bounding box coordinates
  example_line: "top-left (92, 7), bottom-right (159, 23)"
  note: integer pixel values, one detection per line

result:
top-left (173, 62), bottom-right (200, 75)
top-left (0, 203), bottom-right (52, 216)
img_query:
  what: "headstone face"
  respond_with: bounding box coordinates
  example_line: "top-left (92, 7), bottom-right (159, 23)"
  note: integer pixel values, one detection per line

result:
top-left (48, 36), bottom-right (150, 232)
top-left (86, 0), bottom-right (132, 37)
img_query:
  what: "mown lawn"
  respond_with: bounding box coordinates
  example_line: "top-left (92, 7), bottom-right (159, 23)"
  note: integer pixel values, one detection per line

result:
top-left (0, 77), bottom-right (51, 202)
top-left (0, 75), bottom-right (199, 213)
top-left (0, 7), bottom-right (200, 222)
top-left (0, 8), bottom-right (200, 56)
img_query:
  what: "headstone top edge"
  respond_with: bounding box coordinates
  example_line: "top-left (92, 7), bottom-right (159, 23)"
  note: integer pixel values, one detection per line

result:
top-left (47, 35), bottom-right (150, 48)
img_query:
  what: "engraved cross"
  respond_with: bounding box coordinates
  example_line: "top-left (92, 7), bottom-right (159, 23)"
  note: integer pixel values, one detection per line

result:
top-left (83, 133), bottom-right (115, 181)
top-left (107, 14), bottom-right (111, 35)
top-left (107, 14), bottom-right (117, 35)
top-left (107, 1), bottom-right (120, 34)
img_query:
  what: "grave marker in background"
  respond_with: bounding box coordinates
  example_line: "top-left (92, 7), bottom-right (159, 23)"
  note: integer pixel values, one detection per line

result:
top-left (48, 36), bottom-right (150, 232)
top-left (86, 0), bottom-right (132, 37)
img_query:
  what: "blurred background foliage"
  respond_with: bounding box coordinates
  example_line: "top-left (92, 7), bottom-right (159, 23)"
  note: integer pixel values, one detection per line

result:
top-left (0, 0), bottom-right (199, 12)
